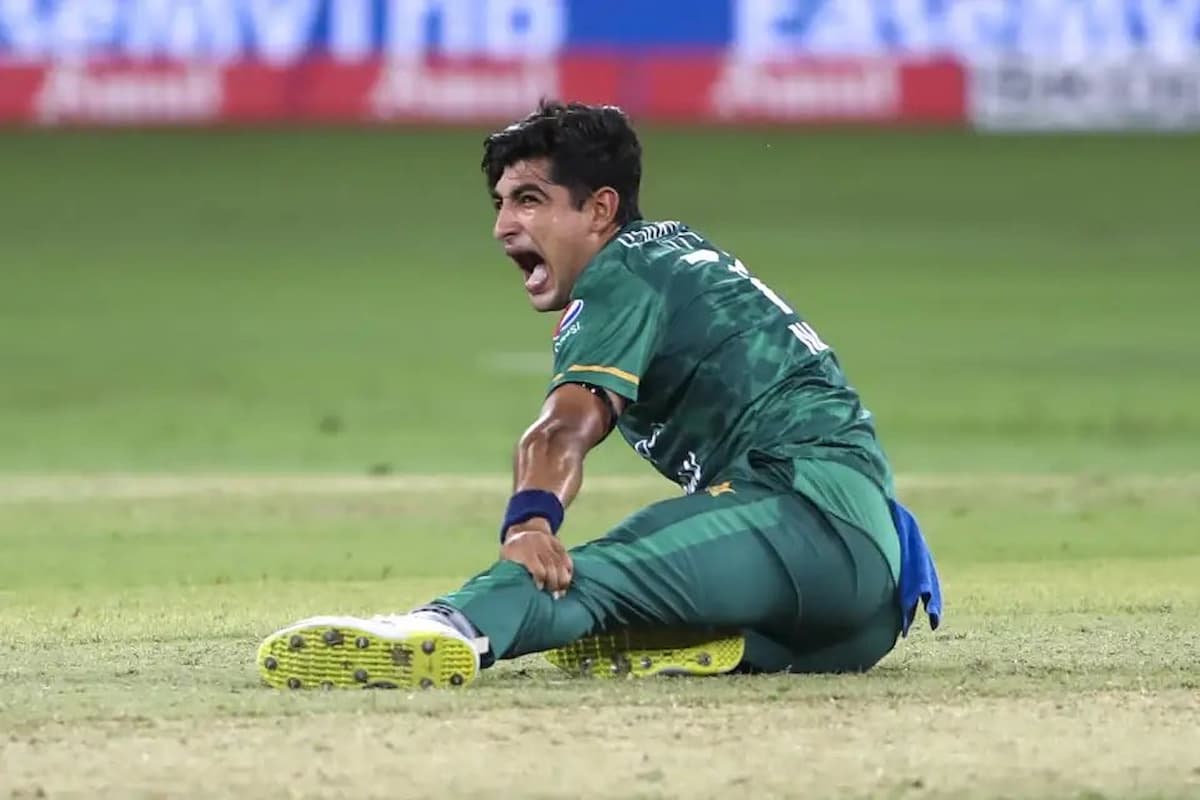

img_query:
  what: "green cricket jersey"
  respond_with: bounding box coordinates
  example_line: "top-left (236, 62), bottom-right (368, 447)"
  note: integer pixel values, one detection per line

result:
top-left (548, 220), bottom-right (900, 575)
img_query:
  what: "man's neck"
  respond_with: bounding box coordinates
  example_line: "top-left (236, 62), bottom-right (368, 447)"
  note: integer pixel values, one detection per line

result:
top-left (572, 224), bottom-right (624, 283)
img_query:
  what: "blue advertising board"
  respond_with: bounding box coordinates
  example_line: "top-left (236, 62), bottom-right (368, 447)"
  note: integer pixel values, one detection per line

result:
top-left (1, 0), bottom-right (1197, 63)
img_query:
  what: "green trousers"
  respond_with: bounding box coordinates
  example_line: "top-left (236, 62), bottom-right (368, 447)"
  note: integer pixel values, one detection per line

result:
top-left (439, 474), bottom-right (901, 674)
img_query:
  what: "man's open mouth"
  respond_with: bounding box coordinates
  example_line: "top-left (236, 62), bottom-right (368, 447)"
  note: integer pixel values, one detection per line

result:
top-left (510, 250), bottom-right (550, 295)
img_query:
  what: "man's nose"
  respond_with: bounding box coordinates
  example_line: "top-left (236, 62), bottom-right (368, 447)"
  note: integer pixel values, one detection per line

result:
top-left (493, 203), bottom-right (519, 242)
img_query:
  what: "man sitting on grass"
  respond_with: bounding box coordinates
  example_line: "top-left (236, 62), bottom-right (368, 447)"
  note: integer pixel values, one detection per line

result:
top-left (257, 100), bottom-right (942, 689)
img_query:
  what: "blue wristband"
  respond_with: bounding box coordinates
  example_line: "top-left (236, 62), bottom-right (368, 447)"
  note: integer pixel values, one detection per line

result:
top-left (501, 489), bottom-right (564, 542)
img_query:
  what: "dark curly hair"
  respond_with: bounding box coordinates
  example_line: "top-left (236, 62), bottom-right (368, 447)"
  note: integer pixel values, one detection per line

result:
top-left (482, 100), bottom-right (643, 227)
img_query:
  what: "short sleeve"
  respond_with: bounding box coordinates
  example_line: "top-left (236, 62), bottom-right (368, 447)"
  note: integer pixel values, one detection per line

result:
top-left (547, 277), bottom-right (664, 403)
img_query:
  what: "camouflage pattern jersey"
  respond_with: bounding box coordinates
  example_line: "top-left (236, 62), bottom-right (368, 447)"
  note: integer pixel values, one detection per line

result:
top-left (547, 220), bottom-right (901, 571)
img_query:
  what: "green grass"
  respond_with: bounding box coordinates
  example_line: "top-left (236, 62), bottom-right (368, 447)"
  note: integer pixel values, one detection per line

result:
top-left (0, 128), bottom-right (1198, 798)
top-left (1, 129), bottom-right (1198, 473)
top-left (2, 478), bottom-right (1199, 798)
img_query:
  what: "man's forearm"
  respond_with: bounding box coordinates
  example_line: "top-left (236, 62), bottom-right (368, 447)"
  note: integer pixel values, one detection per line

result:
top-left (502, 383), bottom-right (618, 540)
top-left (512, 418), bottom-right (587, 508)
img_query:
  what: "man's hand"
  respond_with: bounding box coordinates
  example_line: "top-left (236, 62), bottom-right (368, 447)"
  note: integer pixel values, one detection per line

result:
top-left (501, 519), bottom-right (573, 595)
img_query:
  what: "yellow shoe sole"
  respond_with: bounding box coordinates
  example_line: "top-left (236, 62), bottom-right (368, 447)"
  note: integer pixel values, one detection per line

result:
top-left (544, 628), bottom-right (745, 679)
top-left (256, 619), bottom-right (478, 690)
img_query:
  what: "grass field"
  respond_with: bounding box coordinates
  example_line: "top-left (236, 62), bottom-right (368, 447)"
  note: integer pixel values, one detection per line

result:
top-left (1, 128), bottom-right (1198, 799)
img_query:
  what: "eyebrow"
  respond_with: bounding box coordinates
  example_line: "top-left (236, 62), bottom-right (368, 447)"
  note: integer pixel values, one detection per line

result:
top-left (490, 182), bottom-right (550, 202)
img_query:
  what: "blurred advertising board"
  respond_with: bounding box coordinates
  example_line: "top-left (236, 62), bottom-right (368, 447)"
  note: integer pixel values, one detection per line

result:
top-left (0, 56), bottom-right (965, 126)
top-left (1, 0), bottom-right (1196, 129)
top-left (970, 58), bottom-right (1200, 131)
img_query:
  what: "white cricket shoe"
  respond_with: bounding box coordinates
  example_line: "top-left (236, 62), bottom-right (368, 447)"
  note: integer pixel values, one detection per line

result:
top-left (256, 614), bottom-right (481, 690)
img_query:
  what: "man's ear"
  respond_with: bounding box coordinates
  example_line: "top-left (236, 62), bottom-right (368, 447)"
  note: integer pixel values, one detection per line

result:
top-left (589, 187), bottom-right (620, 232)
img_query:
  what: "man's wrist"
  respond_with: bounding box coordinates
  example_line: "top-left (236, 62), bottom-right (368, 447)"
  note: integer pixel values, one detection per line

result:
top-left (500, 489), bottom-right (564, 542)
top-left (504, 517), bottom-right (554, 540)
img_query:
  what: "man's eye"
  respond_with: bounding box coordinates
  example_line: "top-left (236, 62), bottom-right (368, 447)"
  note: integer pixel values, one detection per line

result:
top-left (519, 194), bottom-right (539, 206)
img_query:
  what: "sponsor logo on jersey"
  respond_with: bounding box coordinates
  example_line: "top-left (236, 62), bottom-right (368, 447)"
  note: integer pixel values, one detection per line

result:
top-left (552, 299), bottom-right (584, 353)
top-left (554, 299), bottom-right (584, 338)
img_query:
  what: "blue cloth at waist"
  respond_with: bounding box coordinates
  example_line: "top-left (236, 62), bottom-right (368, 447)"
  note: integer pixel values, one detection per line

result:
top-left (889, 498), bottom-right (943, 637)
